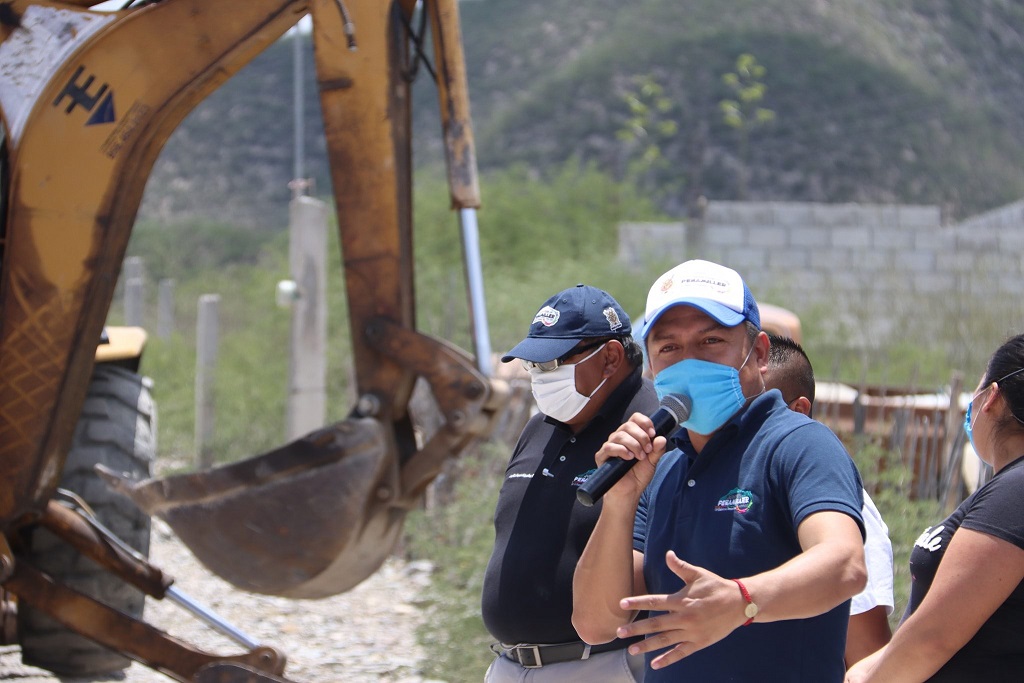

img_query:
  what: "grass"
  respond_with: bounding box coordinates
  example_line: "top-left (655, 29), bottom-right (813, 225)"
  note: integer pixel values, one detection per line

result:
top-left (402, 442), bottom-right (509, 680)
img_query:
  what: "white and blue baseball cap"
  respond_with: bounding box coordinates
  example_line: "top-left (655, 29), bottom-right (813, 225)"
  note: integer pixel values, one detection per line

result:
top-left (638, 259), bottom-right (761, 340)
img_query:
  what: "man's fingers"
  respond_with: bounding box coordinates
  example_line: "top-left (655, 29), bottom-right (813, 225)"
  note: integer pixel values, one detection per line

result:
top-left (625, 629), bottom-right (688, 655)
top-left (665, 550), bottom-right (701, 583)
top-left (651, 643), bottom-right (696, 670)
top-left (614, 593), bottom-right (671, 614)
top-left (616, 610), bottom-right (674, 638)
top-left (597, 423), bottom-right (655, 463)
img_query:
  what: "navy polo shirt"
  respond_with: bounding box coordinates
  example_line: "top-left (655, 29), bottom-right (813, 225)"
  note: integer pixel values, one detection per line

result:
top-left (634, 389), bottom-right (864, 682)
top-left (482, 368), bottom-right (659, 644)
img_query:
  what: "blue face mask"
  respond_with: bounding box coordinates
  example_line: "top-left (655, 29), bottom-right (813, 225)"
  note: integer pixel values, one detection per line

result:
top-left (964, 366), bottom-right (1024, 455)
top-left (654, 343), bottom-right (759, 435)
top-left (964, 400), bottom-right (977, 452)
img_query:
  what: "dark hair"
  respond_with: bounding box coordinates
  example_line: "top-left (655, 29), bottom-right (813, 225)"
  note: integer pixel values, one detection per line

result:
top-left (619, 335), bottom-right (644, 369)
top-left (984, 334), bottom-right (1024, 433)
top-left (765, 333), bottom-right (815, 410)
top-left (577, 335), bottom-right (644, 370)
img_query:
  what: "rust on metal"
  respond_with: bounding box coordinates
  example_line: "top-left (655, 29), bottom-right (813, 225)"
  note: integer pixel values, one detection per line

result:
top-left (102, 418), bottom-right (400, 599)
top-left (4, 562), bottom-right (293, 682)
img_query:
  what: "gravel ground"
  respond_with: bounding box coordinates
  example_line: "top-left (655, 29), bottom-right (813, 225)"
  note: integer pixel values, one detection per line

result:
top-left (0, 519), bottom-right (442, 683)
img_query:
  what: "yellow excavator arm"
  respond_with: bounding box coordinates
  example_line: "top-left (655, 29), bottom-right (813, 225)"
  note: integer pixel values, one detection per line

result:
top-left (0, 0), bottom-right (499, 679)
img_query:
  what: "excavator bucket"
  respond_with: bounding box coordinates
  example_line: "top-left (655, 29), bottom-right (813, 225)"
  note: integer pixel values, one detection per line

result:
top-left (101, 418), bottom-right (407, 599)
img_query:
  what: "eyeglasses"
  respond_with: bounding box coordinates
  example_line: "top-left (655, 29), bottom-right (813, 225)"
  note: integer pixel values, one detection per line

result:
top-left (521, 340), bottom-right (608, 373)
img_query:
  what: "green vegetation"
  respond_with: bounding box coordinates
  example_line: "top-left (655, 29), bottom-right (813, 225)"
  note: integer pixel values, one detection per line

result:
top-left (144, 0), bottom-right (1024, 228)
top-left (719, 53), bottom-right (776, 199)
top-left (403, 442), bottom-right (508, 679)
top-left (847, 438), bottom-right (941, 628)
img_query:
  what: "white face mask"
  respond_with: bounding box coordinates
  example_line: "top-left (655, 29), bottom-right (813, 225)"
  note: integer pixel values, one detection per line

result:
top-left (528, 343), bottom-right (608, 422)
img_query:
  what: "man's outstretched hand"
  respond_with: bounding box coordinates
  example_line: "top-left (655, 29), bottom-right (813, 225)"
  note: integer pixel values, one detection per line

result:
top-left (615, 551), bottom-right (750, 670)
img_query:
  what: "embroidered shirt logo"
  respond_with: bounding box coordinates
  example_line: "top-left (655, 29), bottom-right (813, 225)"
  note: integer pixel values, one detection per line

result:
top-left (715, 488), bottom-right (754, 514)
top-left (573, 469), bottom-right (597, 487)
top-left (533, 306), bottom-right (560, 327)
top-left (507, 472), bottom-right (533, 480)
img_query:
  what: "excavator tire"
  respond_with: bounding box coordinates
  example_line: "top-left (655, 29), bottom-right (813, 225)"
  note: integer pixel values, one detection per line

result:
top-left (18, 364), bottom-right (156, 676)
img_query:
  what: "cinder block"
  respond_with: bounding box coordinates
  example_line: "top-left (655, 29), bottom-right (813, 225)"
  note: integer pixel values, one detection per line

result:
top-left (954, 228), bottom-right (998, 251)
top-left (850, 250), bottom-right (890, 271)
top-left (827, 270), bottom-right (873, 293)
top-left (895, 250), bottom-right (936, 272)
top-left (740, 202), bottom-right (778, 225)
top-left (913, 272), bottom-right (956, 293)
top-left (812, 203), bottom-right (863, 227)
top-left (998, 228), bottom-right (1024, 251)
top-left (876, 205), bottom-right (901, 226)
top-left (705, 202), bottom-right (743, 223)
top-left (772, 203), bottom-right (816, 226)
top-left (898, 205), bottom-right (941, 228)
top-left (617, 222), bottom-right (688, 266)
top-left (704, 224), bottom-right (747, 247)
top-left (790, 226), bottom-right (829, 247)
top-left (791, 270), bottom-right (826, 293)
top-left (935, 250), bottom-right (974, 274)
top-left (809, 247), bottom-right (853, 271)
top-left (831, 226), bottom-right (872, 249)
top-left (914, 229), bottom-right (954, 252)
top-left (748, 226), bottom-right (790, 248)
top-left (872, 226), bottom-right (914, 249)
top-left (721, 247), bottom-right (767, 271)
top-left (768, 249), bottom-right (810, 270)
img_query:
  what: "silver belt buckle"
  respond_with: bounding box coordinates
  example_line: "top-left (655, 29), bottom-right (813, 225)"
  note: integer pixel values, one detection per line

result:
top-left (518, 644), bottom-right (543, 668)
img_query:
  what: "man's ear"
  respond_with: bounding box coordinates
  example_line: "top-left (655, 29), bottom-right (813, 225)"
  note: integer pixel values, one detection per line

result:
top-left (789, 396), bottom-right (813, 417)
top-left (602, 339), bottom-right (625, 377)
top-left (754, 331), bottom-right (771, 370)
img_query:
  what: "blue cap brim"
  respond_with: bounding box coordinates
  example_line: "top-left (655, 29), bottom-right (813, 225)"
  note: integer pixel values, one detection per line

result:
top-left (500, 336), bottom-right (582, 363)
top-left (638, 298), bottom-right (746, 340)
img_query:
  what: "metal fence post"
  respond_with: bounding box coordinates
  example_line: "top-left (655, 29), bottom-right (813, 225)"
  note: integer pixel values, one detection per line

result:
top-left (124, 256), bottom-right (145, 327)
top-left (285, 196), bottom-right (327, 439)
top-left (195, 294), bottom-right (220, 469)
top-left (157, 278), bottom-right (176, 339)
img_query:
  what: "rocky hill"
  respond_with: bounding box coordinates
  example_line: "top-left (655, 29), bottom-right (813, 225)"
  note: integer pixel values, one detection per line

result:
top-left (138, 0), bottom-right (1024, 228)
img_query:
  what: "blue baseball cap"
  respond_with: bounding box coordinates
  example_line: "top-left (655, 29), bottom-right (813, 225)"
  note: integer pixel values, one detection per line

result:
top-left (638, 259), bottom-right (760, 340)
top-left (501, 284), bottom-right (631, 363)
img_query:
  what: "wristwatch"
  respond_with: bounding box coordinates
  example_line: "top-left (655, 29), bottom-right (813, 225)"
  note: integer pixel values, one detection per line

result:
top-left (732, 578), bottom-right (758, 626)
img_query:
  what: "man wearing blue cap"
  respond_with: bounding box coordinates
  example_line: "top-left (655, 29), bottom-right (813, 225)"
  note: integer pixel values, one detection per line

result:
top-left (572, 260), bottom-right (867, 682)
top-left (482, 284), bottom-right (658, 682)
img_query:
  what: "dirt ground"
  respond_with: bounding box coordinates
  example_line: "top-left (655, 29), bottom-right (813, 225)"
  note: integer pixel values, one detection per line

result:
top-left (0, 520), bottom-right (443, 683)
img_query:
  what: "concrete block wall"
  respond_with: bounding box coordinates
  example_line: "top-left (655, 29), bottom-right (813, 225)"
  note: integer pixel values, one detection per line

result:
top-left (619, 198), bottom-right (1024, 343)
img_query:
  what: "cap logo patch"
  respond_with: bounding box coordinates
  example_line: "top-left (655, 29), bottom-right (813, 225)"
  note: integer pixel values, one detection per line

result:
top-left (533, 306), bottom-right (560, 327)
top-left (660, 276), bottom-right (674, 293)
top-left (603, 307), bottom-right (623, 331)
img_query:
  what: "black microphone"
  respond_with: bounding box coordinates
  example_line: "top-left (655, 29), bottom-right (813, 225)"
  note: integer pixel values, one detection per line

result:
top-left (576, 394), bottom-right (691, 507)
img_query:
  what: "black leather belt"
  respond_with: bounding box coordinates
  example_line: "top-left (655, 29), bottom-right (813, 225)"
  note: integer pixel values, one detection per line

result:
top-left (500, 640), bottom-right (625, 668)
